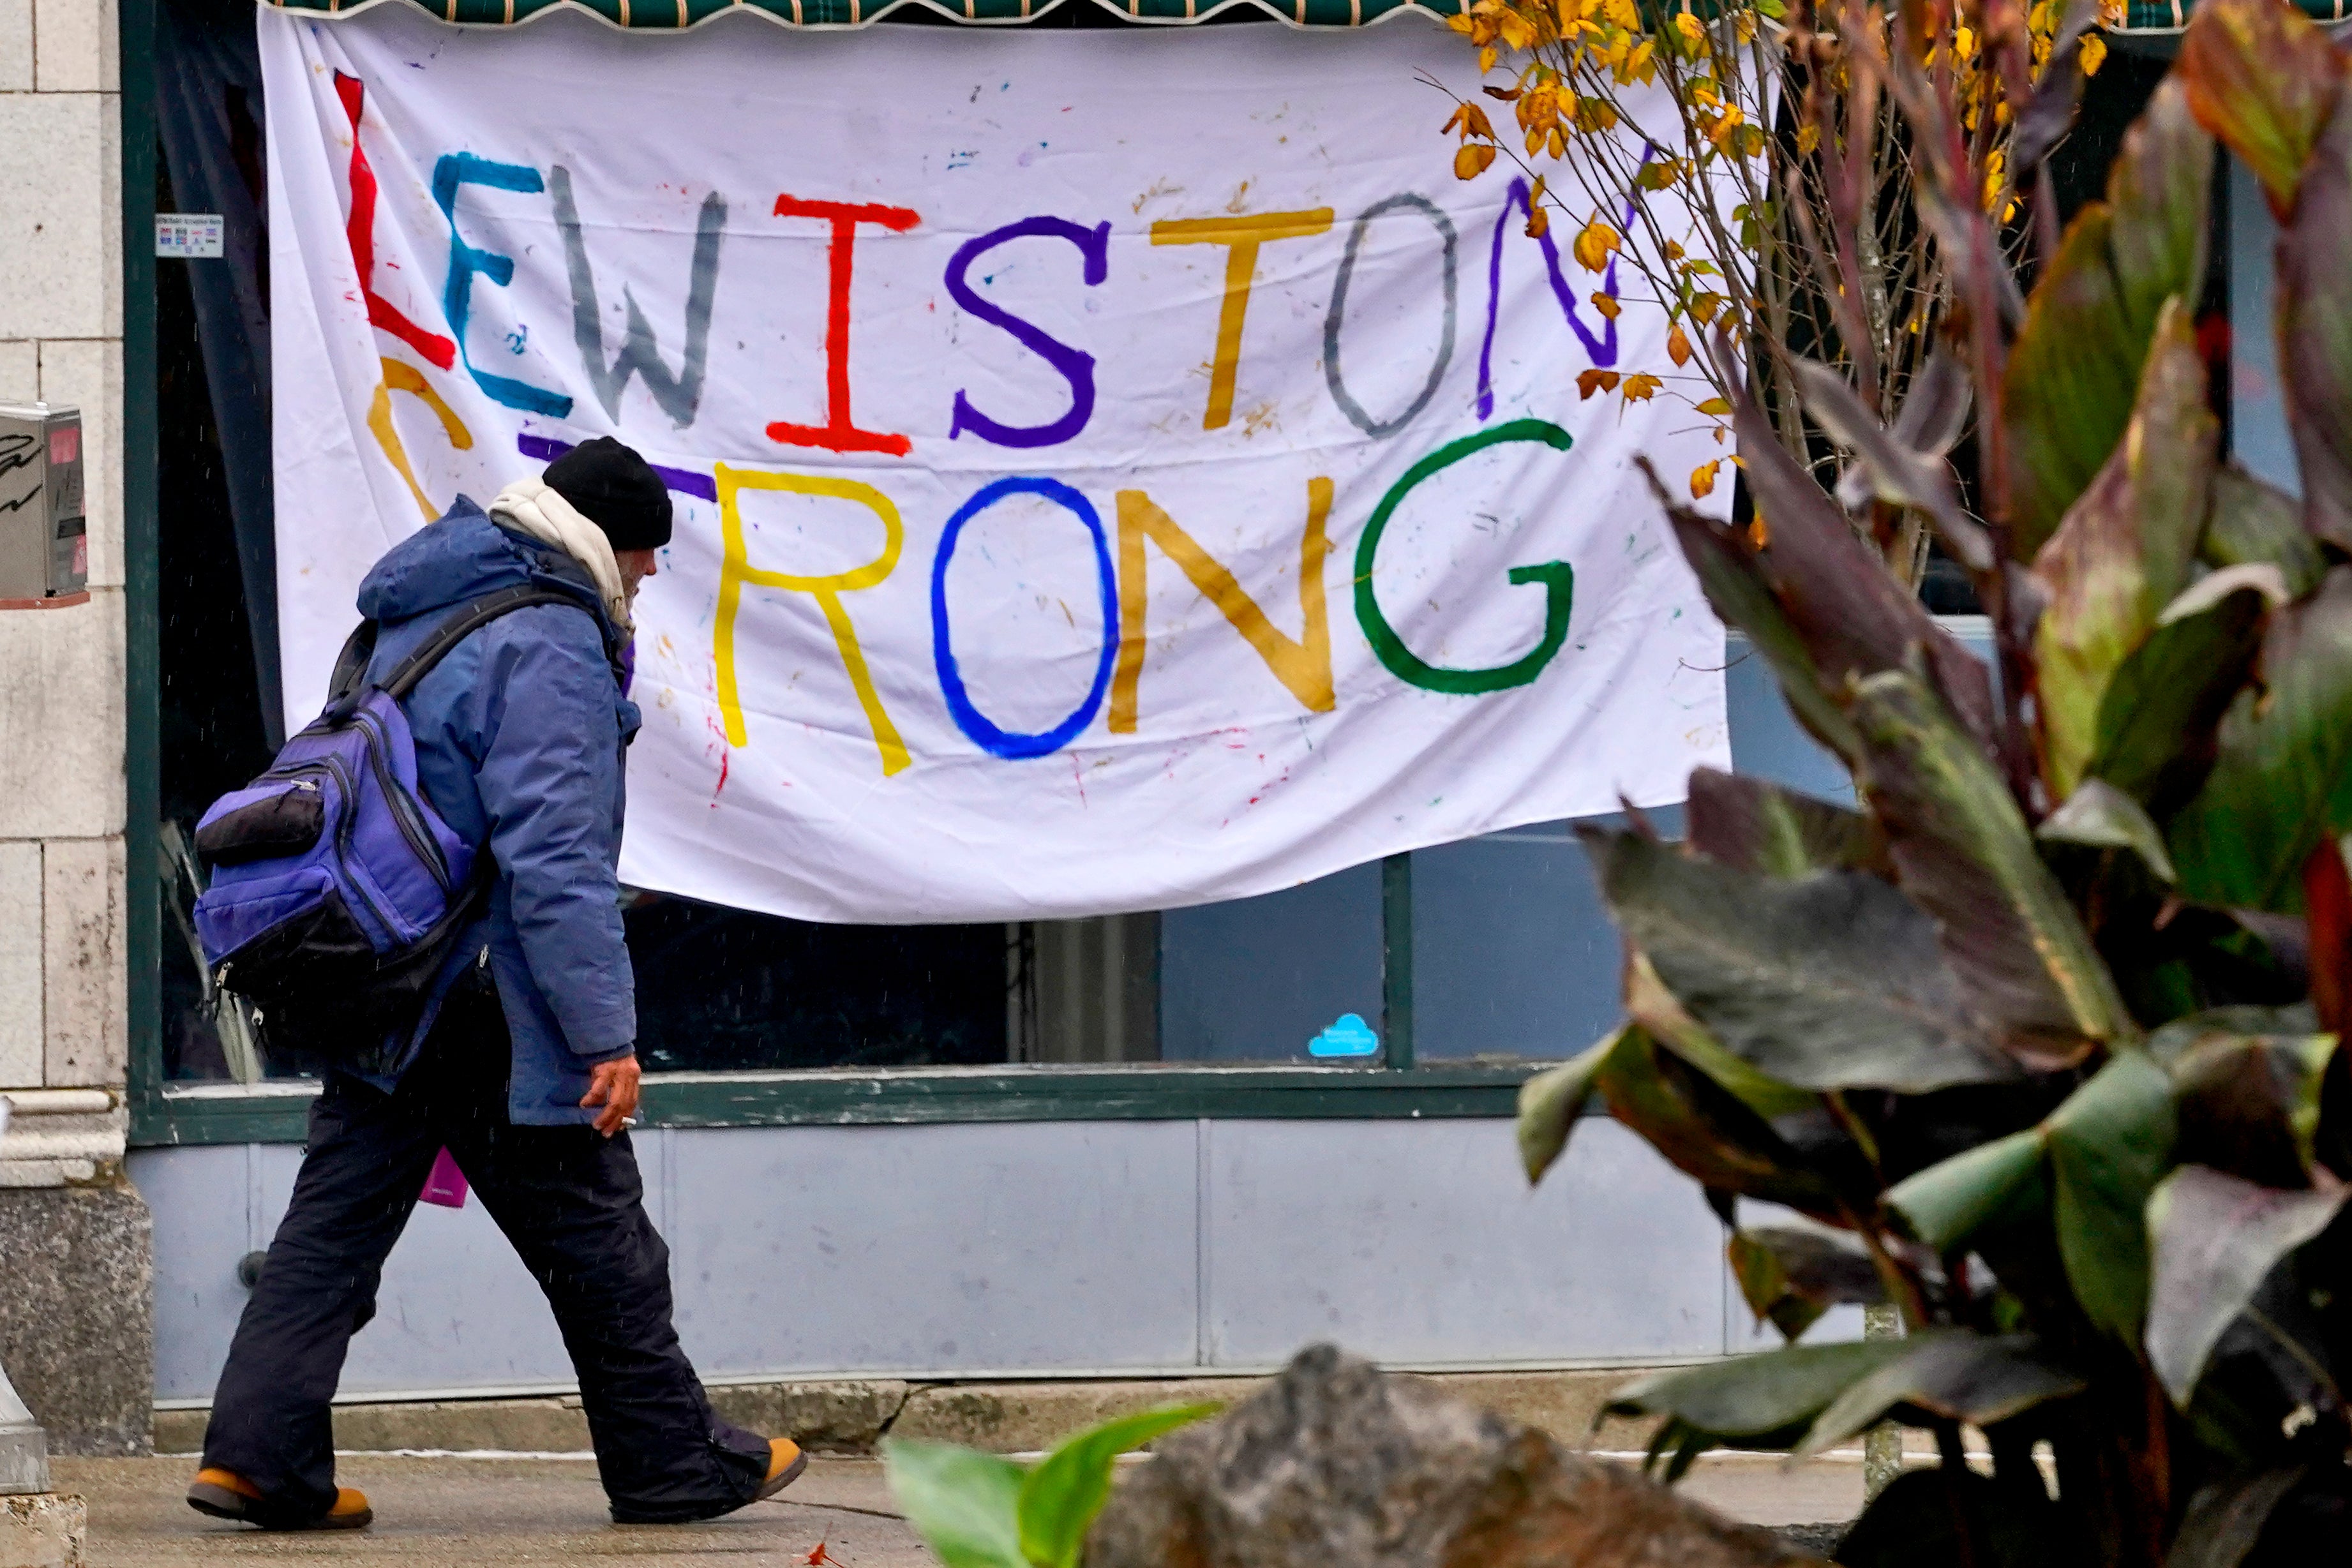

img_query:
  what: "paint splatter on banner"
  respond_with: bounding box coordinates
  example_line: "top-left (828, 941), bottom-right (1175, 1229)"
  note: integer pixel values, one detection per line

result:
top-left (263, 8), bottom-right (1730, 924)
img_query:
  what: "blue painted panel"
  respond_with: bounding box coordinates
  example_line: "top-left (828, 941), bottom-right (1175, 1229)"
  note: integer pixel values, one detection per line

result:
top-left (1202, 1117), bottom-right (1726, 1366)
top-left (2229, 157), bottom-right (2300, 493)
top-left (1161, 861), bottom-right (1383, 1061)
top-left (664, 1121), bottom-right (1201, 1377)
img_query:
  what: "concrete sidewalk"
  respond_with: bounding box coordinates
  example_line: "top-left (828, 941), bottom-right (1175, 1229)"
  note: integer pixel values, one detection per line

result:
top-left (52, 1451), bottom-right (1862, 1565)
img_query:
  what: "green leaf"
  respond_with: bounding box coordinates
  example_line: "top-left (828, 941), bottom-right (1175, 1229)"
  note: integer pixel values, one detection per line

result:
top-left (1728, 1224), bottom-right (1885, 1343)
top-left (2171, 567), bottom-right (2352, 913)
top-left (1603, 1337), bottom-right (1915, 1447)
top-left (2203, 465), bottom-right (2326, 599)
top-left (2005, 77), bottom-right (2215, 560)
top-left (2038, 777), bottom-right (2178, 883)
top-left (2145, 1165), bottom-right (2349, 1407)
top-left (2279, 87), bottom-right (2352, 553)
top-left (2032, 299), bottom-right (2218, 800)
top-left (2178, 0), bottom-right (2346, 218)
top-left (1885, 1128), bottom-right (2052, 1254)
top-left (885, 1438), bottom-right (1030, 1568)
top-left (1581, 825), bottom-right (2018, 1093)
top-left (1625, 951), bottom-right (1820, 1122)
top-left (1849, 670), bottom-right (2137, 1069)
top-left (1649, 475), bottom-right (1862, 763)
top-left (1791, 355), bottom-right (1989, 572)
top-left (1796, 1331), bottom-right (2086, 1457)
top-left (2161, 1019), bottom-right (2337, 1188)
top-left (1592, 1026), bottom-right (1848, 1219)
top-left (2088, 575), bottom-right (2269, 807)
top-left (1018, 1404), bottom-right (1220, 1568)
top-left (1518, 1030), bottom-right (1617, 1184)
top-left (1728, 397), bottom-right (2000, 752)
top-left (1685, 766), bottom-right (1882, 878)
top-left (2046, 1051), bottom-right (2178, 1342)
top-left (2166, 1466), bottom-right (2311, 1568)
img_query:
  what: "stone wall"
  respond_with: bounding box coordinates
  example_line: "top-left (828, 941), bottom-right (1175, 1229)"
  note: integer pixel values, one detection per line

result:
top-left (0, 0), bottom-right (152, 1458)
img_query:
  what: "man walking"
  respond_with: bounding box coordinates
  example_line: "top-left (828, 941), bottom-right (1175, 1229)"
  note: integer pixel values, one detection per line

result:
top-left (188, 439), bottom-right (800, 1530)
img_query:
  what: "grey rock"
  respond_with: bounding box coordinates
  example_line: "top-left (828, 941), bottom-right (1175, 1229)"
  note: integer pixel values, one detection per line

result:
top-left (1086, 1346), bottom-right (1822, 1568)
top-left (0, 1181), bottom-right (153, 1457)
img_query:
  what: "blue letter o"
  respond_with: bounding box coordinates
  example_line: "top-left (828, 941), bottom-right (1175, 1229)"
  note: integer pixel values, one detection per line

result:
top-left (931, 476), bottom-right (1119, 760)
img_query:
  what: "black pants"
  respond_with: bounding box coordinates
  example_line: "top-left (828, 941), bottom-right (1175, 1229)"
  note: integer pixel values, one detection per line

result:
top-left (201, 979), bottom-right (771, 1523)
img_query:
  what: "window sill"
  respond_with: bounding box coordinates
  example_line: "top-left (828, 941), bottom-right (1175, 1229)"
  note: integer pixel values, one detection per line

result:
top-left (131, 1060), bottom-right (1547, 1146)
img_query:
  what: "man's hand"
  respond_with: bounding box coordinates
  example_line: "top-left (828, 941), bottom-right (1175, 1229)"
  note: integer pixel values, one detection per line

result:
top-left (580, 1054), bottom-right (642, 1137)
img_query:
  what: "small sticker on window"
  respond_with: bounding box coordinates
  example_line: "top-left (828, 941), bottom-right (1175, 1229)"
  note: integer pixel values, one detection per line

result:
top-left (155, 214), bottom-right (225, 260)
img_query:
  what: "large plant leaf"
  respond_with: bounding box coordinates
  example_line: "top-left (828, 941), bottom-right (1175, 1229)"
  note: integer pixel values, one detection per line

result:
top-left (2039, 778), bottom-right (2180, 883)
top-left (1838, 1468), bottom-right (2065, 1568)
top-left (1603, 1338), bottom-right (1915, 1445)
top-left (2171, 568), bottom-right (2352, 913)
top-left (2178, 0), bottom-right (2346, 218)
top-left (2046, 1051), bottom-right (2178, 1343)
top-left (1518, 1029), bottom-right (1617, 1184)
top-left (1624, 950), bottom-right (1820, 1123)
top-left (2032, 299), bottom-right (2219, 800)
top-left (1728, 1224), bottom-right (1885, 1342)
top-left (2204, 465), bottom-right (2328, 599)
top-left (1796, 1331), bottom-right (2086, 1457)
top-left (2279, 86), bottom-right (2352, 553)
top-left (885, 1438), bottom-right (1031, 1568)
top-left (1730, 390), bottom-right (1999, 756)
top-left (2159, 1017), bottom-right (2338, 1188)
top-left (1686, 767), bottom-right (1882, 879)
top-left (1886, 1128), bottom-right (2053, 1253)
top-left (2166, 1467), bottom-right (2312, 1568)
top-left (1792, 355), bottom-right (1990, 572)
top-left (1592, 1023), bottom-right (1850, 1218)
top-left (2088, 576), bottom-right (2270, 808)
top-left (2005, 78), bottom-right (2215, 561)
top-left (1018, 1404), bottom-right (1220, 1568)
top-left (1650, 477), bottom-right (1864, 763)
top-left (2145, 1165), bottom-right (2349, 1407)
top-left (1581, 825), bottom-right (2016, 1093)
top-left (1849, 670), bottom-right (2137, 1068)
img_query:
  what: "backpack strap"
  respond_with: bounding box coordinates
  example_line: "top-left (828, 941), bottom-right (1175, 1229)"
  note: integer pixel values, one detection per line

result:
top-left (378, 585), bottom-right (602, 700)
top-left (327, 619), bottom-right (380, 703)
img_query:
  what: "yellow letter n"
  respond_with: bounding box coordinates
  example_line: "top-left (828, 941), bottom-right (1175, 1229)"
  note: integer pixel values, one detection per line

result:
top-left (714, 463), bottom-right (911, 777)
top-left (1109, 479), bottom-right (1334, 734)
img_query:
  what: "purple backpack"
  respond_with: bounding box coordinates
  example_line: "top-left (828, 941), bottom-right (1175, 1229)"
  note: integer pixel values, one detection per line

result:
top-left (191, 585), bottom-right (587, 1071)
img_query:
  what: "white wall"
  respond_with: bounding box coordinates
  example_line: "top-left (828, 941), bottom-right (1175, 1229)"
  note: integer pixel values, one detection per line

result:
top-left (0, 0), bottom-right (130, 1184)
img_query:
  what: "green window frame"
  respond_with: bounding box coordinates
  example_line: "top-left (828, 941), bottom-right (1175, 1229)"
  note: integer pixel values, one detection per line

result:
top-left (119, 0), bottom-right (1545, 1147)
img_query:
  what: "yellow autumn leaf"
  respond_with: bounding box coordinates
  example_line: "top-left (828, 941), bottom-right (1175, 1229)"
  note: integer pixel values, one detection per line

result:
top-left (1455, 142), bottom-right (1499, 179)
top-left (1442, 103), bottom-right (1469, 135)
top-left (1547, 126), bottom-right (1566, 158)
top-left (1481, 43), bottom-right (1499, 72)
top-left (1690, 292), bottom-right (1722, 326)
top-left (1663, 239), bottom-right (1685, 260)
top-left (1527, 204), bottom-right (1552, 238)
top-left (1463, 103), bottom-right (1497, 140)
top-left (1672, 12), bottom-right (1708, 52)
top-left (1667, 324), bottom-right (1692, 366)
top-left (1576, 368), bottom-right (1621, 399)
top-left (1748, 514), bottom-right (1769, 549)
top-left (2080, 33), bottom-right (2108, 76)
top-left (1622, 373), bottom-right (1661, 401)
top-left (1589, 290), bottom-right (1621, 320)
top-left (1694, 396), bottom-right (1733, 415)
top-left (1571, 218), bottom-right (1621, 273)
top-left (1795, 121), bottom-right (1821, 156)
top-left (1690, 460), bottom-right (1721, 499)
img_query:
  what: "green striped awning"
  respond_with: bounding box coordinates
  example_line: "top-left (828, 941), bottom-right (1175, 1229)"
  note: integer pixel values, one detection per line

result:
top-left (265, 0), bottom-right (1467, 27)
top-left (2117, 0), bottom-right (2347, 31)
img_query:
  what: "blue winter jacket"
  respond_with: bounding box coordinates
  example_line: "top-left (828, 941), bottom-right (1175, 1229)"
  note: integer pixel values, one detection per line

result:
top-left (345, 497), bottom-right (642, 1126)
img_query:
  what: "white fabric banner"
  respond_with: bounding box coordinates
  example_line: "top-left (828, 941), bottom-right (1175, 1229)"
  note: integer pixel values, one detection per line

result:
top-left (262, 7), bottom-right (1729, 924)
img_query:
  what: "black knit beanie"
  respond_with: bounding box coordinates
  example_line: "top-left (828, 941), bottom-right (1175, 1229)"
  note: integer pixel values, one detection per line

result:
top-left (543, 437), bottom-right (673, 551)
